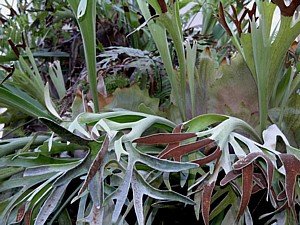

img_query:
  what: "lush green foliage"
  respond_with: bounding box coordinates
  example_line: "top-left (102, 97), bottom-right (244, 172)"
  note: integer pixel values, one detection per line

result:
top-left (0, 0), bottom-right (300, 224)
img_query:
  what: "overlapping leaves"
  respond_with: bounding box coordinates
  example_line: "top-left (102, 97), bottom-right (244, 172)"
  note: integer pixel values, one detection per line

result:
top-left (134, 114), bottom-right (300, 224)
top-left (0, 111), bottom-right (198, 224)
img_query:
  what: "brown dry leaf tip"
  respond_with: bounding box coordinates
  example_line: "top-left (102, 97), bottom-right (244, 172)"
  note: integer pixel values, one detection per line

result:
top-left (157, 0), bottom-right (168, 13)
top-left (8, 6), bottom-right (18, 17)
top-left (123, 5), bottom-right (129, 13)
top-left (8, 39), bottom-right (20, 57)
top-left (217, 2), bottom-right (233, 36)
top-left (246, 2), bottom-right (258, 33)
top-left (0, 15), bottom-right (7, 24)
top-left (0, 64), bottom-right (15, 84)
top-left (289, 41), bottom-right (299, 54)
top-left (272, 0), bottom-right (300, 17)
top-left (247, 2), bottom-right (257, 20)
top-left (16, 33), bottom-right (27, 49)
top-left (226, 5), bottom-right (249, 37)
top-left (204, 47), bottom-right (211, 57)
top-left (220, 57), bottom-right (228, 65)
top-left (75, 89), bottom-right (83, 98)
top-left (16, 202), bottom-right (26, 222)
top-left (8, 33), bottom-right (27, 57)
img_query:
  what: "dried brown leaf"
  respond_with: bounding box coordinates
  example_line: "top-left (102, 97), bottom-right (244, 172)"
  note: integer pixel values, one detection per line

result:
top-left (272, 0), bottom-right (300, 16)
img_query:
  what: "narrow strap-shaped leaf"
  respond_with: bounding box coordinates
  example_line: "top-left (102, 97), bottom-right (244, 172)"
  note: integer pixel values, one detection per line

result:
top-left (78, 135), bottom-right (109, 196)
top-left (278, 153), bottom-right (300, 222)
top-left (272, 0), bottom-right (300, 16)
top-left (131, 172), bottom-right (145, 225)
top-left (159, 139), bottom-right (215, 159)
top-left (133, 133), bottom-right (196, 144)
top-left (166, 124), bottom-right (184, 161)
top-left (45, 83), bottom-right (62, 119)
top-left (16, 202), bottom-right (27, 222)
top-left (216, 2), bottom-right (232, 36)
top-left (236, 163), bottom-right (253, 222)
top-left (220, 170), bottom-right (242, 186)
top-left (39, 117), bottom-right (90, 146)
top-left (34, 181), bottom-right (70, 225)
top-left (192, 146), bottom-right (222, 165)
top-left (132, 169), bottom-right (195, 225)
top-left (0, 64), bottom-right (15, 84)
top-left (0, 87), bottom-right (53, 119)
top-left (202, 181), bottom-right (216, 225)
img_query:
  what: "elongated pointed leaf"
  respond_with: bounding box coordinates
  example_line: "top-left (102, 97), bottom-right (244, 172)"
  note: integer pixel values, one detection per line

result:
top-left (132, 170), bottom-right (195, 225)
top-left (34, 182), bottom-right (70, 225)
top-left (159, 139), bottom-right (215, 160)
top-left (279, 153), bottom-right (300, 221)
top-left (184, 114), bottom-right (229, 132)
top-left (39, 118), bottom-right (90, 146)
top-left (0, 86), bottom-right (53, 119)
top-left (1, 153), bottom-right (77, 167)
top-left (67, 0), bottom-right (99, 112)
top-left (78, 135), bottom-right (109, 195)
top-left (202, 181), bottom-right (216, 225)
top-left (192, 146), bottom-right (222, 165)
top-left (237, 163), bottom-right (253, 221)
top-left (134, 133), bottom-right (197, 144)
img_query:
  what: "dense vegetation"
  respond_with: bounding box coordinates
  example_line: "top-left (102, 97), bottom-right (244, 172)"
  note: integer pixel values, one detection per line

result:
top-left (0, 0), bottom-right (299, 224)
